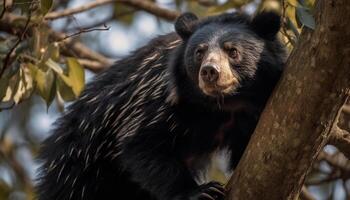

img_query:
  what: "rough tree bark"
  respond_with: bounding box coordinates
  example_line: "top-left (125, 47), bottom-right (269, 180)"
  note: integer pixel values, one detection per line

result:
top-left (226, 0), bottom-right (350, 199)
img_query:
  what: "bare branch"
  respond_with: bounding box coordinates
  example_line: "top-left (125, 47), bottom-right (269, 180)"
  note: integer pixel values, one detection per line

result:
top-left (300, 186), bottom-right (316, 200)
top-left (226, 0), bottom-right (350, 199)
top-left (120, 0), bottom-right (180, 21)
top-left (329, 126), bottom-right (350, 160)
top-left (50, 30), bottom-right (114, 68)
top-left (45, 0), bottom-right (116, 20)
top-left (66, 9), bottom-right (135, 32)
top-left (343, 105), bottom-right (350, 115)
top-left (45, 0), bottom-right (180, 21)
top-left (328, 95), bottom-right (350, 160)
top-left (57, 25), bottom-right (110, 42)
top-left (0, 13), bottom-right (113, 72)
top-left (318, 151), bottom-right (350, 171)
top-left (0, 138), bottom-right (33, 190)
top-left (0, 0), bottom-right (7, 19)
top-left (77, 58), bottom-right (108, 73)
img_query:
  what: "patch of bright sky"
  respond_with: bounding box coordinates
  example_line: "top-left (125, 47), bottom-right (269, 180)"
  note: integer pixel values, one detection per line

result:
top-left (15, 147), bottom-right (37, 180)
top-left (103, 22), bottom-right (134, 56)
top-left (0, 166), bottom-right (13, 186)
top-left (309, 180), bottom-right (346, 200)
top-left (29, 97), bottom-right (59, 140)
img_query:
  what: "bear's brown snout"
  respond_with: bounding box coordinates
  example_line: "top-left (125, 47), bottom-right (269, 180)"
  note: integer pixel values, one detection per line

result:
top-left (200, 65), bottom-right (220, 84)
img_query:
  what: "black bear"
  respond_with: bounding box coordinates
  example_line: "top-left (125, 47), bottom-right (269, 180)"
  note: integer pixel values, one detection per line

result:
top-left (36, 11), bottom-right (286, 200)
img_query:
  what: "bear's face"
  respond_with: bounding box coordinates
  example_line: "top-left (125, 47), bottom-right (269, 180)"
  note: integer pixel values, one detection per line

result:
top-left (175, 12), bottom-right (281, 98)
top-left (184, 24), bottom-right (265, 96)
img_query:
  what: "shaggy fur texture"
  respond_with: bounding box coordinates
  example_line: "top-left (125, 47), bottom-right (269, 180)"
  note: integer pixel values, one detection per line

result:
top-left (36, 12), bottom-right (286, 200)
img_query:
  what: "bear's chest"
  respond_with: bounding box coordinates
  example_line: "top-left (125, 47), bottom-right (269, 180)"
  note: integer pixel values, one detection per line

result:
top-left (212, 114), bottom-right (236, 145)
top-left (182, 114), bottom-right (236, 177)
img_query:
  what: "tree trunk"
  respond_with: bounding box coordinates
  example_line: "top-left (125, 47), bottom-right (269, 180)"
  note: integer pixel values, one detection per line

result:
top-left (226, 0), bottom-right (350, 199)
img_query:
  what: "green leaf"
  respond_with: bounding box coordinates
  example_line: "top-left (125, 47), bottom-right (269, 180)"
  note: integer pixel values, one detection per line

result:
top-left (42, 43), bottom-right (59, 63)
top-left (29, 64), bottom-right (56, 107)
top-left (0, 42), bottom-right (9, 54)
top-left (41, 0), bottom-right (53, 15)
top-left (286, 17), bottom-right (300, 38)
top-left (46, 58), bottom-right (85, 98)
top-left (1, 70), bottom-right (20, 102)
top-left (0, 180), bottom-right (11, 200)
top-left (15, 40), bottom-right (30, 54)
top-left (3, 61), bottom-right (21, 79)
top-left (0, 77), bottom-right (9, 102)
top-left (49, 43), bottom-right (60, 61)
top-left (46, 59), bottom-right (70, 87)
top-left (56, 77), bottom-right (76, 101)
top-left (66, 57), bottom-right (85, 97)
top-left (32, 25), bottom-right (50, 59)
top-left (297, 0), bottom-right (307, 7)
top-left (296, 6), bottom-right (315, 29)
top-left (13, 67), bottom-right (33, 104)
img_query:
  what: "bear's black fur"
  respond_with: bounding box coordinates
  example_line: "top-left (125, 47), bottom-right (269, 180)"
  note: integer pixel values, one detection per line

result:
top-left (36, 11), bottom-right (286, 200)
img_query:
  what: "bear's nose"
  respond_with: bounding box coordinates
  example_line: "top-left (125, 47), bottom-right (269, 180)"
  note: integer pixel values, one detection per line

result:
top-left (200, 65), bottom-right (219, 83)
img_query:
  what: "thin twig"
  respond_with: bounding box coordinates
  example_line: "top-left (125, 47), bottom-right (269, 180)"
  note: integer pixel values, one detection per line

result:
top-left (300, 186), bottom-right (316, 200)
top-left (121, 0), bottom-right (180, 21)
top-left (0, 0), bottom-right (7, 19)
top-left (45, 0), bottom-right (116, 20)
top-left (66, 9), bottom-right (135, 32)
top-left (50, 29), bottom-right (113, 69)
top-left (329, 126), bottom-right (350, 160)
top-left (0, 102), bottom-right (15, 111)
top-left (0, 13), bottom-right (114, 70)
top-left (0, 12), bottom-right (31, 79)
top-left (328, 95), bottom-right (350, 160)
top-left (57, 26), bottom-right (111, 42)
top-left (45, 0), bottom-right (180, 21)
top-left (77, 58), bottom-right (109, 73)
top-left (281, 0), bottom-right (297, 46)
top-left (318, 151), bottom-right (350, 172)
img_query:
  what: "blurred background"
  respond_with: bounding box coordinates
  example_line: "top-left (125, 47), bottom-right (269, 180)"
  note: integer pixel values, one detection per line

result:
top-left (0, 0), bottom-right (349, 199)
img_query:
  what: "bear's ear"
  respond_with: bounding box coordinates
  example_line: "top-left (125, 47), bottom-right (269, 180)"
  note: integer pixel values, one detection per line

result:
top-left (251, 11), bottom-right (281, 40)
top-left (175, 12), bottom-right (199, 40)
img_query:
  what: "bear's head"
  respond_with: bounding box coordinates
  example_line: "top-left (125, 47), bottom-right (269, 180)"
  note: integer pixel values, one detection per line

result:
top-left (171, 11), bottom-right (286, 111)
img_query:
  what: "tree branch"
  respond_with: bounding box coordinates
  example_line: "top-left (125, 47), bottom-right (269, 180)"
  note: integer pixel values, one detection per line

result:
top-left (56, 25), bottom-right (111, 42)
top-left (0, 13), bottom-right (113, 73)
top-left (226, 0), bottom-right (350, 199)
top-left (45, 0), bottom-right (116, 20)
top-left (0, 0), bottom-right (7, 19)
top-left (66, 9), bottom-right (135, 32)
top-left (77, 58), bottom-right (108, 73)
top-left (300, 186), bottom-right (316, 200)
top-left (343, 105), bottom-right (350, 115)
top-left (0, 11), bottom-right (31, 79)
top-left (45, 0), bottom-right (180, 21)
top-left (320, 151), bottom-right (350, 170)
top-left (329, 126), bottom-right (350, 160)
top-left (120, 0), bottom-right (180, 21)
top-left (50, 29), bottom-right (114, 68)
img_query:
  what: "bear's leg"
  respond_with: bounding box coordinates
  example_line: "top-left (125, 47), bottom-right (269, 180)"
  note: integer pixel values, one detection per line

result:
top-left (119, 132), bottom-right (225, 200)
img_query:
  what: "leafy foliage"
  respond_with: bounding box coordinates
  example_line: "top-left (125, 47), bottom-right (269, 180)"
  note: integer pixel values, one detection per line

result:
top-left (0, 0), bottom-right (85, 111)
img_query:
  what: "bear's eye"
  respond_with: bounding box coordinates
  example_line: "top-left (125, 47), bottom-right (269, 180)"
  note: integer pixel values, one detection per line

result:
top-left (195, 49), bottom-right (205, 60)
top-left (227, 48), bottom-right (238, 59)
top-left (195, 44), bottom-right (208, 61)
